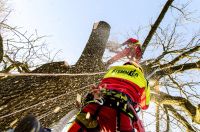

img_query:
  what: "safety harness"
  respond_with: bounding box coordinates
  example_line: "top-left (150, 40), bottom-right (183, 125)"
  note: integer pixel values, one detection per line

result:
top-left (75, 88), bottom-right (140, 131)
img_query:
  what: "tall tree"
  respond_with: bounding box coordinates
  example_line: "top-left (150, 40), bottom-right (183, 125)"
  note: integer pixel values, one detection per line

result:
top-left (0, 0), bottom-right (199, 131)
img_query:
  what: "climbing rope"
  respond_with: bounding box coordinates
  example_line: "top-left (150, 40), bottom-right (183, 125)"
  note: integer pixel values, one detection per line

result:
top-left (0, 72), bottom-right (105, 119)
top-left (0, 66), bottom-right (158, 120)
top-left (0, 71), bottom-right (106, 77)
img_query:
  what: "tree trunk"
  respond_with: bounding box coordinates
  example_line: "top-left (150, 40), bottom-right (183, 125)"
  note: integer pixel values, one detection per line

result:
top-left (0, 21), bottom-right (110, 130)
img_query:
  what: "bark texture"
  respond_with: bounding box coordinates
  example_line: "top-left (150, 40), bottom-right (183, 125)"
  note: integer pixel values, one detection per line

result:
top-left (0, 34), bottom-right (3, 63)
top-left (0, 21), bottom-right (110, 130)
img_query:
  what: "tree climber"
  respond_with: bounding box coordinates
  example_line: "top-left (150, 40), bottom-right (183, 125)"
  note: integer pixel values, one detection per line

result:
top-left (106, 38), bottom-right (142, 66)
top-left (67, 61), bottom-right (150, 132)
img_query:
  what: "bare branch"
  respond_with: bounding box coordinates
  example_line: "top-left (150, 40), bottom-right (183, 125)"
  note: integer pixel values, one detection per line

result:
top-left (167, 75), bottom-right (188, 98)
top-left (155, 60), bottom-right (200, 78)
top-left (160, 45), bottom-right (200, 69)
top-left (151, 91), bottom-right (200, 124)
top-left (142, 0), bottom-right (174, 54)
top-left (163, 105), bottom-right (170, 132)
top-left (1, 54), bottom-right (30, 73)
top-left (165, 105), bottom-right (195, 132)
top-left (149, 46), bottom-right (191, 67)
top-left (170, 5), bottom-right (185, 16)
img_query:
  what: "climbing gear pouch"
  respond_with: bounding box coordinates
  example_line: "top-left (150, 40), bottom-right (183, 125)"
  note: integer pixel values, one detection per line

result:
top-left (76, 112), bottom-right (98, 129)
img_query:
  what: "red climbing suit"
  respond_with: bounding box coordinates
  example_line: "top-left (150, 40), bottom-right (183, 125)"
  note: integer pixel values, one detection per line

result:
top-left (107, 38), bottom-right (142, 65)
top-left (68, 61), bottom-right (150, 132)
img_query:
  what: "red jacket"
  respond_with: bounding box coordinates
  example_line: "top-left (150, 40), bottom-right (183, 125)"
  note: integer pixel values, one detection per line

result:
top-left (99, 77), bottom-right (145, 108)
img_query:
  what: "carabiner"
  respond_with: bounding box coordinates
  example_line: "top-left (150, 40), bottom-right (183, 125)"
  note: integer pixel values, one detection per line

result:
top-left (94, 98), bottom-right (104, 105)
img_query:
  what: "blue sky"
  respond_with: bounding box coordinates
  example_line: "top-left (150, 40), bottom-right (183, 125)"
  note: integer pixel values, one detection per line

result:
top-left (7, 0), bottom-right (169, 64)
top-left (7, 0), bottom-right (200, 65)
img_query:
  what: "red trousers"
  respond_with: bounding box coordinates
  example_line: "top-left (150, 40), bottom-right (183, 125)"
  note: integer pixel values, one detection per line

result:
top-left (68, 103), bottom-right (134, 132)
